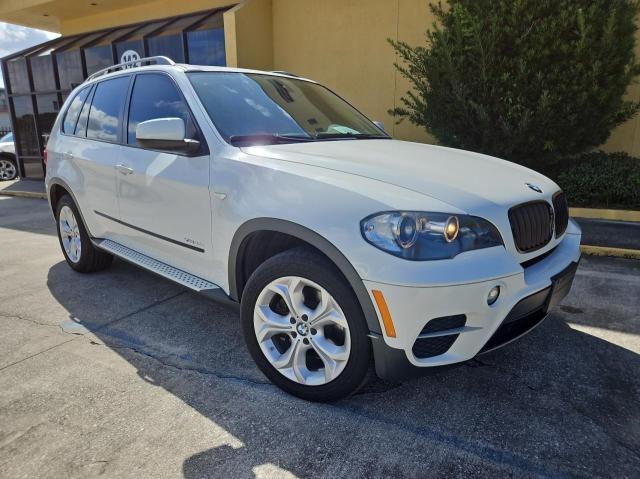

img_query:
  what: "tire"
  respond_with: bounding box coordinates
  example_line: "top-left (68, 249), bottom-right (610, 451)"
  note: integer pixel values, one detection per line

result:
top-left (0, 155), bottom-right (17, 181)
top-left (241, 247), bottom-right (371, 402)
top-left (55, 194), bottom-right (113, 273)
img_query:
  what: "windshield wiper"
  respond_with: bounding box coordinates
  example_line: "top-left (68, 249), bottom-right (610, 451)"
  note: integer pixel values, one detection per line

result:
top-left (228, 134), bottom-right (313, 146)
top-left (313, 132), bottom-right (389, 140)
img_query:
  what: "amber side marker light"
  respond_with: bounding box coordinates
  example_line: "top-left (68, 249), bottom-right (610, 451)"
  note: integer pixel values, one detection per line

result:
top-left (372, 290), bottom-right (396, 338)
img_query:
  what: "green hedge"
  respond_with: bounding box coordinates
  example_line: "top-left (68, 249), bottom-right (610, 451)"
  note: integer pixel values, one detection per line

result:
top-left (534, 151), bottom-right (640, 209)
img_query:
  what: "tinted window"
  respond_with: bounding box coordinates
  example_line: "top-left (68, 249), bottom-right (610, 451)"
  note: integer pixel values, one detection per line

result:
top-left (36, 94), bottom-right (61, 143)
top-left (12, 96), bottom-right (39, 156)
top-left (56, 50), bottom-right (84, 90)
top-left (75, 89), bottom-right (93, 137)
top-left (147, 34), bottom-right (184, 63)
top-left (63, 87), bottom-right (90, 134)
top-left (87, 77), bottom-right (129, 142)
top-left (85, 45), bottom-right (113, 75)
top-left (187, 28), bottom-right (226, 66)
top-left (127, 74), bottom-right (194, 145)
top-left (31, 55), bottom-right (57, 92)
top-left (7, 58), bottom-right (30, 94)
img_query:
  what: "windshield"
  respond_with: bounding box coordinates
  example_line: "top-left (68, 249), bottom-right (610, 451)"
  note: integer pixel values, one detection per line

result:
top-left (187, 72), bottom-right (388, 145)
top-left (0, 133), bottom-right (13, 143)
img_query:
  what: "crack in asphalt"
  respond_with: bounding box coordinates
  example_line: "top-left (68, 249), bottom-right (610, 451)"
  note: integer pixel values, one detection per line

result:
top-left (0, 291), bottom-right (188, 371)
top-left (108, 342), bottom-right (272, 387)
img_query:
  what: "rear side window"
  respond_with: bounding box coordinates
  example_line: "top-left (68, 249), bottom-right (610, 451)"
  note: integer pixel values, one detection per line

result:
top-left (62, 86), bottom-right (90, 134)
top-left (74, 89), bottom-right (93, 137)
top-left (127, 74), bottom-right (196, 146)
top-left (86, 76), bottom-right (129, 142)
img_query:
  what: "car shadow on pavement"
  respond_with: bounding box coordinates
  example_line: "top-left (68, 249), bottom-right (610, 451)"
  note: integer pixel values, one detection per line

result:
top-left (46, 259), bottom-right (640, 478)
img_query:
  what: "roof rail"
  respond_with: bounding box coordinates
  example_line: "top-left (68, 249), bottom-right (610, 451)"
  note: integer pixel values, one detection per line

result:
top-left (86, 56), bottom-right (175, 82)
top-left (271, 70), bottom-right (300, 78)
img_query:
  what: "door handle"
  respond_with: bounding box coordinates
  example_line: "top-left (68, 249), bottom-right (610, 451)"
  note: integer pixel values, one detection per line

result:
top-left (64, 152), bottom-right (74, 159)
top-left (115, 164), bottom-right (133, 175)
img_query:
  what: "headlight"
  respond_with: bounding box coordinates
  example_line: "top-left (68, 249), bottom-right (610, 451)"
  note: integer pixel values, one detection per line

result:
top-left (361, 211), bottom-right (503, 260)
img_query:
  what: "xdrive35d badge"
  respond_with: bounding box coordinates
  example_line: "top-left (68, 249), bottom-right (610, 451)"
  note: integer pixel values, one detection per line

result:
top-left (44, 56), bottom-right (581, 401)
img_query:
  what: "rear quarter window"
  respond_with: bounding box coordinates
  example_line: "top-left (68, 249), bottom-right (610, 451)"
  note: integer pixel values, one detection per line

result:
top-left (62, 86), bottom-right (90, 134)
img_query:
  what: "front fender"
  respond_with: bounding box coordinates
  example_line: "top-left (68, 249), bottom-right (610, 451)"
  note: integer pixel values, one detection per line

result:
top-left (228, 217), bottom-right (382, 335)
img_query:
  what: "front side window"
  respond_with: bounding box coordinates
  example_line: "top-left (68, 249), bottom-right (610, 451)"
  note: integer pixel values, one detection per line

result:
top-left (127, 74), bottom-right (195, 145)
top-left (86, 76), bottom-right (129, 142)
top-left (63, 87), bottom-right (91, 134)
top-left (187, 72), bottom-right (387, 145)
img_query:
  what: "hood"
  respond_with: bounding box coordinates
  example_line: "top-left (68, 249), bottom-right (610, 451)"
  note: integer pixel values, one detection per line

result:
top-left (241, 139), bottom-right (558, 214)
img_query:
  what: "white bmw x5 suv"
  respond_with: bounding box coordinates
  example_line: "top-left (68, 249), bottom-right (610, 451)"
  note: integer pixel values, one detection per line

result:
top-left (45, 57), bottom-right (581, 401)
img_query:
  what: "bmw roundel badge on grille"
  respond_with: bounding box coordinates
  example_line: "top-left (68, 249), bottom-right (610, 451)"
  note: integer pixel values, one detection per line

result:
top-left (525, 182), bottom-right (543, 193)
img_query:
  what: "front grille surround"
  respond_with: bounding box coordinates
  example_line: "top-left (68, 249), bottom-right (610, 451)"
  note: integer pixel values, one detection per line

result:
top-left (552, 191), bottom-right (569, 237)
top-left (508, 201), bottom-right (554, 253)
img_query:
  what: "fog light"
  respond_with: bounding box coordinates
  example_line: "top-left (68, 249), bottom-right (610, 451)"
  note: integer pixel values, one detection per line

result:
top-left (487, 286), bottom-right (500, 305)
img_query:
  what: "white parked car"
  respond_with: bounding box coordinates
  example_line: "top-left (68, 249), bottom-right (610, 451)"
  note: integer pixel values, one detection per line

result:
top-left (45, 57), bottom-right (581, 401)
top-left (0, 132), bottom-right (17, 181)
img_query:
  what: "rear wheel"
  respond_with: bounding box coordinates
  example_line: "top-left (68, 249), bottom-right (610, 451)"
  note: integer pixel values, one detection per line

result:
top-left (55, 194), bottom-right (113, 273)
top-left (0, 156), bottom-right (17, 181)
top-left (241, 248), bottom-right (371, 401)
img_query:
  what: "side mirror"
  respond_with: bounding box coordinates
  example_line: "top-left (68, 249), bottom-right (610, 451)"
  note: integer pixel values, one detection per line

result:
top-left (373, 120), bottom-right (385, 132)
top-left (135, 117), bottom-right (200, 154)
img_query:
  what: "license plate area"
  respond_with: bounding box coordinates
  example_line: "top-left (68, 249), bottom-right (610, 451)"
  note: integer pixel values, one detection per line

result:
top-left (546, 261), bottom-right (579, 311)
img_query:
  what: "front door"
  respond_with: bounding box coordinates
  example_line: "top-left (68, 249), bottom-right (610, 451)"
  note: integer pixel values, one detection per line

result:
top-left (116, 72), bottom-right (212, 279)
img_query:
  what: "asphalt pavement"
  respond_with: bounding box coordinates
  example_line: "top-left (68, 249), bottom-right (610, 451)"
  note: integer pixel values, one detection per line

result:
top-left (0, 196), bottom-right (639, 478)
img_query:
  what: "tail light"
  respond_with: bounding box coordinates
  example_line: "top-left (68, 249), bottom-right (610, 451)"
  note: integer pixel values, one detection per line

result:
top-left (43, 149), bottom-right (48, 165)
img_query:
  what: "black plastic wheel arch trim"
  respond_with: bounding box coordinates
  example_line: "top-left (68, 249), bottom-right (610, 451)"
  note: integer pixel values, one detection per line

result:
top-left (229, 217), bottom-right (382, 335)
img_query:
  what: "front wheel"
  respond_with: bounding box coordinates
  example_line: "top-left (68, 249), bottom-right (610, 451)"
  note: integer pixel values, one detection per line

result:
top-left (0, 156), bottom-right (17, 181)
top-left (241, 248), bottom-right (371, 402)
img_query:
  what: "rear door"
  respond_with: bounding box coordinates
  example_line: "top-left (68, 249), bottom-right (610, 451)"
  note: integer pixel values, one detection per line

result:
top-left (66, 75), bottom-right (130, 238)
top-left (116, 72), bottom-right (212, 278)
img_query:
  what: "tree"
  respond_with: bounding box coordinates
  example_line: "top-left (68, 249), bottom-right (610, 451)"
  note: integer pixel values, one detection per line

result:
top-left (389, 0), bottom-right (640, 162)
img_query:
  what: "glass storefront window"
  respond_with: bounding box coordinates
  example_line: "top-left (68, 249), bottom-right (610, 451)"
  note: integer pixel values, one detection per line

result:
top-left (114, 21), bottom-right (168, 62)
top-left (115, 40), bottom-right (144, 63)
top-left (56, 50), bottom-right (84, 90)
top-left (30, 55), bottom-right (57, 92)
top-left (187, 28), bottom-right (226, 66)
top-left (187, 12), bottom-right (226, 66)
top-left (147, 34), bottom-right (185, 62)
top-left (36, 94), bottom-right (61, 144)
top-left (85, 44), bottom-right (114, 75)
top-left (12, 96), bottom-right (39, 156)
top-left (146, 13), bottom-right (208, 63)
top-left (7, 58), bottom-right (30, 94)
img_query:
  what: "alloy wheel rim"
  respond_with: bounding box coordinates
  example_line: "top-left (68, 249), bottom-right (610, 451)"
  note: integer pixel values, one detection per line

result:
top-left (59, 205), bottom-right (82, 263)
top-left (0, 159), bottom-right (16, 180)
top-left (254, 276), bottom-right (351, 386)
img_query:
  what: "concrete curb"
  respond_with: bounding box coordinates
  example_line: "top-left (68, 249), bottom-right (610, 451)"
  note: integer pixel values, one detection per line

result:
top-left (580, 245), bottom-right (640, 260)
top-left (0, 190), bottom-right (46, 200)
top-left (570, 207), bottom-right (640, 222)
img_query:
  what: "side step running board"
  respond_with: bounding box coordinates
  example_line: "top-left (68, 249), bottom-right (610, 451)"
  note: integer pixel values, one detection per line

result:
top-left (95, 239), bottom-right (220, 293)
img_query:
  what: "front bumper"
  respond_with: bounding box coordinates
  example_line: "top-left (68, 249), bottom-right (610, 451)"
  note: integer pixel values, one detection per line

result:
top-left (366, 227), bottom-right (581, 381)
